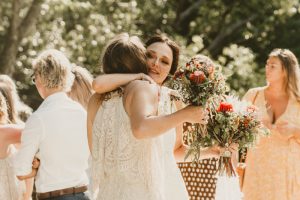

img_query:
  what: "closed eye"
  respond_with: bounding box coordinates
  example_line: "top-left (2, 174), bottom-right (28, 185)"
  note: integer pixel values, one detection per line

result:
top-left (146, 52), bottom-right (154, 58)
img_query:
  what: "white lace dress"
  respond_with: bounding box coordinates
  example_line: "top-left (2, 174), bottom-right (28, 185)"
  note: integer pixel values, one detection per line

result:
top-left (0, 145), bottom-right (24, 200)
top-left (91, 87), bottom-right (189, 200)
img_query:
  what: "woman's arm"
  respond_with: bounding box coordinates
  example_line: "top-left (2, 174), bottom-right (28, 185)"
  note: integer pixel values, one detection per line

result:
top-left (0, 124), bottom-right (23, 158)
top-left (17, 157), bottom-right (40, 181)
top-left (17, 169), bottom-right (37, 180)
top-left (174, 137), bottom-right (222, 162)
top-left (276, 120), bottom-right (300, 140)
top-left (92, 73), bottom-right (154, 94)
top-left (23, 178), bottom-right (34, 200)
top-left (124, 80), bottom-right (207, 139)
top-left (0, 124), bottom-right (23, 144)
top-left (173, 123), bottom-right (237, 162)
top-left (87, 93), bottom-right (103, 153)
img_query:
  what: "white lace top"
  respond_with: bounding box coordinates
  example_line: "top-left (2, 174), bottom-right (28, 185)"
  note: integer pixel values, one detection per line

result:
top-left (0, 145), bottom-right (24, 200)
top-left (91, 87), bottom-right (188, 200)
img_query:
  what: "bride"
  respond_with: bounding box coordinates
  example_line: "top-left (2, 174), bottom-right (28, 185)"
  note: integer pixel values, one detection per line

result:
top-left (88, 33), bottom-right (209, 200)
top-left (88, 34), bottom-right (224, 200)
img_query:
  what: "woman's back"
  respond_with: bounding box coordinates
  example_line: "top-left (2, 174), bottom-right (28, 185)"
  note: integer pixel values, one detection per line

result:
top-left (91, 90), bottom-right (165, 200)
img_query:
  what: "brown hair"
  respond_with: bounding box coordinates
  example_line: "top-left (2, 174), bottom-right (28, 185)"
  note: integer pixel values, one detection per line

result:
top-left (0, 83), bottom-right (18, 123)
top-left (0, 92), bottom-right (9, 124)
top-left (145, 35), bottom-right (180, 75)
top-left (269, 48), bottom-right (300, 102)
top-left (68, 65), bottom-right (94, 110)
top-left (102, 33), bottom-right (148, 74)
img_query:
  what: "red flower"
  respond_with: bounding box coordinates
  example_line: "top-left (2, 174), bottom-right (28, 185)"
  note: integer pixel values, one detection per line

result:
top-left (243, 118), bottom-right (250, 128)
top-left (174, 70), bottom-right (185, 79)
top-left (217, 102), bottom-right (233, 112)
top-left (189, 70), bottom-right (206, 84)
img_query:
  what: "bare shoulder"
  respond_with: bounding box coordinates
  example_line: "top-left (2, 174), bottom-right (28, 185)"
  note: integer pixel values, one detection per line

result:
top-left (125, 80), bottom-right (158, 96)
top-left (247, 86), bottom-right (265, 94)
top-left (88, 93), bottom-right (102, 108)
top-left (243, 86), bottom-right (265, 101)
top-left (123, 80), bottom-right (159, 114)
top-left (87, 93), bottom-right (103, 118)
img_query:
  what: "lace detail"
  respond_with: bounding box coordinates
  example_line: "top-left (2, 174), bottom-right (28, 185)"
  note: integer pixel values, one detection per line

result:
top-left (91, 87), bottom-right (188, 200)
top-left (0, 146), bottom-right (24, 200)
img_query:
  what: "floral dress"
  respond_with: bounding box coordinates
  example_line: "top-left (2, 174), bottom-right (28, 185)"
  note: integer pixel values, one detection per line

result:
top-left (243, 87), bottom-right (300, 200)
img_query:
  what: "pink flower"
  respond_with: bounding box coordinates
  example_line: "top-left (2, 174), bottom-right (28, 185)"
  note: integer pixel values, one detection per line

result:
top-left (246, 105), bottom-right (257, 113)
top-left (189, 71), bottom-right (206, 84)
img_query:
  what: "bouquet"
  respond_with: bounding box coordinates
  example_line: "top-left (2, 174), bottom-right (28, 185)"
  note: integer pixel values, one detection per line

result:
top-left (169, 55), bottom-right (228, 144)
top-left (187, 96), bottom-right (269, 176)
top-left (170, 55), bottom-right (227, 107)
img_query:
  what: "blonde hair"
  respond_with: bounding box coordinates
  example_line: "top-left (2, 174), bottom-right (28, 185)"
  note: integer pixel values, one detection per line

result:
top-left (67, 65), bottom-right (94, 110)
top-left (0, 75), bottom-right (17, 92)
top-left (269, 49), bottom-right (300, 102)
top-left (0, 92), bottom-right (9, 124)
top-left (0, 83), bottom-right (19, 124)
top-left (0, 74), bottom-right (32, 121)
top-left (32, 49), bottom-right (74, 92)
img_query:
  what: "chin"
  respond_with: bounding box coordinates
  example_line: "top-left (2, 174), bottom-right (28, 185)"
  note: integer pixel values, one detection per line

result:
top-left (149, 74), bottom-right (159, 83)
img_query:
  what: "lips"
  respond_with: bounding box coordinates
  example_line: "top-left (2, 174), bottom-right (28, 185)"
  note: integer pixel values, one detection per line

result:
top-left (149, 69), bottom-right (159, 75)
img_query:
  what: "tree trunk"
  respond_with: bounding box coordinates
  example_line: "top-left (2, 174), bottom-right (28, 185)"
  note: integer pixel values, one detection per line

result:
top-left (207, 15), bottom-right (257, 58)
top-left (174, 0), bottom-right (204, 37)
top-left (0, 0), bottom-right (44, 75)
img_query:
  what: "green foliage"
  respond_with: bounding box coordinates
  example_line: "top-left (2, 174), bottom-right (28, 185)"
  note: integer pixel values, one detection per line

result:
top-left (1, 0), bottom-right (300, 109)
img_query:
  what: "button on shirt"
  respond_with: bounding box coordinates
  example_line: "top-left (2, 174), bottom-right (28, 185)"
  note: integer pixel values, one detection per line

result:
top-left (13, 92), bottom-right (90, 193)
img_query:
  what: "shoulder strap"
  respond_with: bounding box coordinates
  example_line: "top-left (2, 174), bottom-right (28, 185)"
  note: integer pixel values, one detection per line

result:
top-left (252, 90), bottom-right (259, 105)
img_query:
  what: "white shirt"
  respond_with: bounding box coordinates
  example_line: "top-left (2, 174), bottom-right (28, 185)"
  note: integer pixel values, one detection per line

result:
top-left (13, 92), bottom-right (90, 193)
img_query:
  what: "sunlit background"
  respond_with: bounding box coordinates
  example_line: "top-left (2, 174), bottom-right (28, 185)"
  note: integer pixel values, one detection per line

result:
top-left (1, 0), bottom-right (300, 109)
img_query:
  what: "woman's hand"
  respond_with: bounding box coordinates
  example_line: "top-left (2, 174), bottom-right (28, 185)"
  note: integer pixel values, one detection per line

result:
top-left (276, 120), bottom-right (300, 139)
top-left (206, 145), bottom-right (223, 158)
top-left (218, 143), bottom-right (239, 167)
top-left (182, 106), bottom-right (208, 124)
top-left (261, 117), bottom-right (273, 130)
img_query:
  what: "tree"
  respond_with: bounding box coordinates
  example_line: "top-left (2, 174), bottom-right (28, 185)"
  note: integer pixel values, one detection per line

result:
top-left (1, 0), bottom-right (300, 109)
top-left (0, 0), bottom-right (44, 75)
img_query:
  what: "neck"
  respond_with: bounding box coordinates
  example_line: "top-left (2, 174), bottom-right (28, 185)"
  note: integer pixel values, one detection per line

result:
top-left (267, 81), bottom-right (287, 95)
top-left (43, 87), bottom-right (64, 99)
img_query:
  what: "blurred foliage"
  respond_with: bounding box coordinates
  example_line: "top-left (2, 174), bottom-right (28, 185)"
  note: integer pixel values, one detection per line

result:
top-left (1, 0), bottom-right (300, 109)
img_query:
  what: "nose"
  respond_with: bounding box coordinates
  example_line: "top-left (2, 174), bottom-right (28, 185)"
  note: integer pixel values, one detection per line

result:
top-left (265, 65), bottom-right (270, 73)
top-left (151, 58), bottom-right (159, 70)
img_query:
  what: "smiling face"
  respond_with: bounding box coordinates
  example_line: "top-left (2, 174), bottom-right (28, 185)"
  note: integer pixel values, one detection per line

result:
top-left (265, 56), bottom-right (286, 84)
top-left (146, 42), bottom-right (173, 85)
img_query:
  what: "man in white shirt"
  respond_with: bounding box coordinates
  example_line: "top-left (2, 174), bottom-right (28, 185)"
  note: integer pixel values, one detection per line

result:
top-left (13, 49), bottom-right (90, 200)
